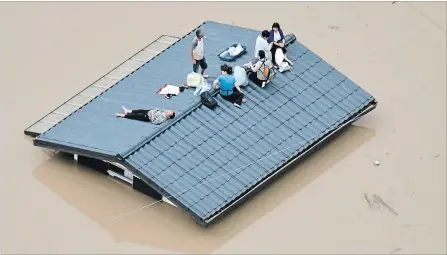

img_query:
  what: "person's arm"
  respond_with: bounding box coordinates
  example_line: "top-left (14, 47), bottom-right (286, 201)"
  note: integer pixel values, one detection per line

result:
top-left (151, 118), bottom-right (164, 125)
top-left (234, 82), bottom-right (243, 94)
top-left (249, 61), bottom-right (262, 72)
top-left (191, 39), bottom-right (198, 63)
top-left (267, 30), bottom-right (274, 44)
top-left (279, 29), bottom-right (286, 46)
top-left (213, 77), bottom-right (221, 89)
top-left (267, 41), bottom-right (273, 50)
top-left (150, 111), bottom-right (168, 125)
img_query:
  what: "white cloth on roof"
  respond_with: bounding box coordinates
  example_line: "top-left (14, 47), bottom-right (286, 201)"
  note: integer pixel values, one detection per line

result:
top-left (156, 84), bottom-right (180, 95)
top-left (278, 62), bottom-right (291, 72)
top-left (228, 43), bottom-right (244, 56)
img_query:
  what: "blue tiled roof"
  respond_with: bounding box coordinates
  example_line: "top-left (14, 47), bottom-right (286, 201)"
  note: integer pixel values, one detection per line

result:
top-left (34, 21), bottom-right (376, 226)
top-left (125, 41), bottom-right (375, 224)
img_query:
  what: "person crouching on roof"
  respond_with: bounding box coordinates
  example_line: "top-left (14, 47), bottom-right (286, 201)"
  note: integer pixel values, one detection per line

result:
top-left (115, 106), bottom-right (175, 125)
top-left (245, 50), bottom-right (270, 88)
top-left (214, 64), bottom-right (247, 108)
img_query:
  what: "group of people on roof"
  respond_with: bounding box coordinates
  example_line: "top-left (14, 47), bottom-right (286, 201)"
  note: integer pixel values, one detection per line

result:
top-left (213, 22), bottom-right (294, 107)
top-left (115, 22), bottom-right (293, 124)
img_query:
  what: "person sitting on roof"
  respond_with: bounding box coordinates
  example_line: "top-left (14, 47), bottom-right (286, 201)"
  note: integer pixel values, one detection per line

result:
top-left (244, 50), bottom-right (271, 88)
top-left (267, 22), bottom-right (293, 67)
top-left (214, 64), bottom-right (247, 108)
top-left (254, 30), bottom-right (272, 60)
top-left (115, 106), bottom-right (175, 125)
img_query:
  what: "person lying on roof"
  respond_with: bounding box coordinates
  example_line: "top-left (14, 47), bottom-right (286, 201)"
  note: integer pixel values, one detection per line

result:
top-left (214, 64), bottom-right (247, 108)
top-left (115, 106), bottom-right (175, 125)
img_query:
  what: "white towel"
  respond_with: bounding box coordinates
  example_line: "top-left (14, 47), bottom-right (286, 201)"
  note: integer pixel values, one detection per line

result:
top-left (228, 43), bottom-right (244, 56)
top-left (156, 84), bottom-right (180, 95)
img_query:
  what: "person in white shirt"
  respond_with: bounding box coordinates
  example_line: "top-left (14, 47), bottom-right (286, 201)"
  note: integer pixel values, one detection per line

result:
top-left (254, 30), bottom-right (271, 59)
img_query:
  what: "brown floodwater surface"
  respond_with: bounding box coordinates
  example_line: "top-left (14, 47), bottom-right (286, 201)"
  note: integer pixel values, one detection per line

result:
top-left (1, 1), bottom-right (446, 254)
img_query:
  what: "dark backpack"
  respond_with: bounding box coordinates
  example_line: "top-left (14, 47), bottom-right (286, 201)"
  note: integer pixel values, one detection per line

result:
top-left (200, 91), bottom-right (218, 109)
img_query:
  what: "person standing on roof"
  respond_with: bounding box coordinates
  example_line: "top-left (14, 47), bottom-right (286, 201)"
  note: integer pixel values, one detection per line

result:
top-left (214, 64), bottom-right (247, 108)
top-left (191, 29), bottom-right (209, 78)
top-left (115, 106), bottom-right (175, 125)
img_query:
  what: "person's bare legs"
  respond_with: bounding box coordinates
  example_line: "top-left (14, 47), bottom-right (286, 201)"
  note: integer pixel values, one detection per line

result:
top-left (201, 69), bottom-right (209, 78)
top-left (116, 106), bottom-right (131, 117)
top-left (122, 106), bottom-right (131, 114)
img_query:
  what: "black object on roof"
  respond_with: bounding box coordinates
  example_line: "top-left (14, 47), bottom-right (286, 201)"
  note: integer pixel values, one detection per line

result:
top-left (31, 21), bottom-right (377, 226)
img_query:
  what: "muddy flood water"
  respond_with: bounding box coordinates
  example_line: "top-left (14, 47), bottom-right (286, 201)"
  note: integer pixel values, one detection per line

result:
top-left (1, 1), bottom-right (446, 254)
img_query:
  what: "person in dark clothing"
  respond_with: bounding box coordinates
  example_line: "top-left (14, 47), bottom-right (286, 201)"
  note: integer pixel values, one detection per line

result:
top-left (115, 106), bottom-right (175, 125)
top-left (267, 22), bottom-right (287, 66)
top-left (214, 64), bottom-right (247, 108)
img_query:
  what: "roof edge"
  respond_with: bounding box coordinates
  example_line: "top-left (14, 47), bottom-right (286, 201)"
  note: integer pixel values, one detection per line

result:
top-left (28, 22), bottom-right (208, 141)
top-left (119, 160), bottom-right (209, 226)
top-left (33, 138), bottom-right (119, 162)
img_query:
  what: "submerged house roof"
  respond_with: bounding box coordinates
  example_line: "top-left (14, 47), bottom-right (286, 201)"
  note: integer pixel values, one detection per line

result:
top-left (32, 21), bottom-right (377, 226)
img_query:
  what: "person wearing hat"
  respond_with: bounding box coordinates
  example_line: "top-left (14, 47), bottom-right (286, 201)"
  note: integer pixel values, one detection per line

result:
top-left (214, 64), bottom-right (247, 108)
top-left (191, 29), bottom-right (209, 78)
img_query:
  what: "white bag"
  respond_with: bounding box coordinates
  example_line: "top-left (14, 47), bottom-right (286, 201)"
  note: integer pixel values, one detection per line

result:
top-left (275, 47), bottom-right (285, 65)
top-left (186, 72), bottom-right (203, 87)
top-left (234, 66), bottom-right (248, 86)
top-left (275, 48), bottom-right (292, 73)
top-left (278, 62), bottom-right (291, 73)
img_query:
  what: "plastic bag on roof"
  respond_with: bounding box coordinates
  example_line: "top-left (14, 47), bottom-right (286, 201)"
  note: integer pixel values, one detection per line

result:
top-left (193, 79), bottom-right (211, 96)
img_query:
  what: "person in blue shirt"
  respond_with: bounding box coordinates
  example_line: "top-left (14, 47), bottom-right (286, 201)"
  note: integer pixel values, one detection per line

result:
top-left (214, 64), bottom-right (247, 108)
